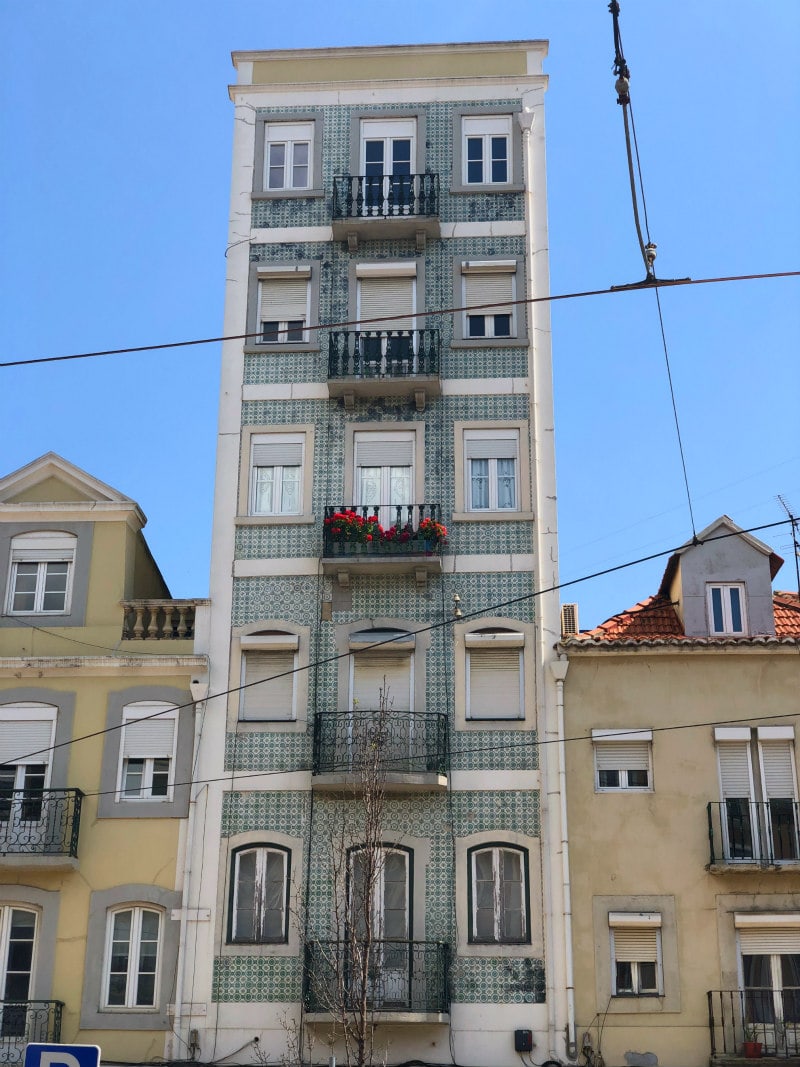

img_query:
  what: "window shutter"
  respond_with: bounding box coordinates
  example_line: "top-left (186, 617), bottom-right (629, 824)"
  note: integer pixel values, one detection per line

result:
top-left (613, 927), bottom-right (659, 963)
top-left (251, 439), bottom-right (304, 467)
top-left (464, 434), bottom-right (519, 460)
top-left (0, 720), bottom-right (53, 764)
top-left (738, 927), bottom-right (800, 955)
top-left (352, 654), bottom-right (411, 711)
top-left (11, 532), bottom-right (76, 562)
top-left (258, 277), bottom-right (308, 321)
top-left (468, 648), bottom-right (521, 719)
top-left (359, 276), bottom-right (414, 329)
top-left (242, 651), bottom-right (296, 721)
top-left (354, 436), bottom-right (414, 467)
top-left (122, 717), bottom-right (175, 758)
top-left (464, 271), bottom-right (514, 317)
top-left (760, 741), bottom-right (797, 800)
top-left (718, 742), bottom-right (754, 798)
top-left (595, 742), bottom-right (650, 772)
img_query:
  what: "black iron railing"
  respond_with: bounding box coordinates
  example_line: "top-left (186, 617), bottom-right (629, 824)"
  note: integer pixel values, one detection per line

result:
top-left (0, 1000), bottom-right (63, 1061)
top-left (328, 329), bottom-right (440, 382)
top-left (333, 174), bottom-right (439, 221)
top-left (0, 790), bottom-right (82, 858)
top-left (323, 504), bottom-right (444, 559)
top-left (304, 940), bottom-right (450, 1014)
top-left (313, 711), bottom-right (448, 776)
top-left (707, 801), bottom-right (800, 864)
top-left (708, 988), bottom-right (800, 1057)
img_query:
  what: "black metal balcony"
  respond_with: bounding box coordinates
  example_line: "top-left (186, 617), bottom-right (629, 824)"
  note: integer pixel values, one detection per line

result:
top-left (331, 174), bottom-right (440, 246)
top-left (313, 710), bottom-right (448, 783)
top-left (327, 330), bottom-right (440, 409)
top-left (708, 988), bottom-right (800, 1058)
top-left (707, 800), bottom-right (800, 867)
top-left (0, 789), bottom-right (83, 859)
top-left (322, 505), bottom-right (445, 588)
top-left (0, 1000), bottom-right (63, 1061)
top-left (304, 940), bottom-right (450, 1016)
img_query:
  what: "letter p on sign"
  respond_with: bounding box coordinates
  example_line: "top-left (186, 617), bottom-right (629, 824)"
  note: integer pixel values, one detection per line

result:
top-left (25, 1045), bottom-right (101, 1067)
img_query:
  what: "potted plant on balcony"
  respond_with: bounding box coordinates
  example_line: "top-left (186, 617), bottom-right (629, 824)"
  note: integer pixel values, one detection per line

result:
top-left (324, 510), bottom-right (383, 554)
top-left (743, 1026), bottom-right (764, 1058)
top-left (417, 517), bottom-right (447, 554)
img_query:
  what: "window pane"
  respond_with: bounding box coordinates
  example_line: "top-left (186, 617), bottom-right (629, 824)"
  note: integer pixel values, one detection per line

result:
top-left (493, 314), bottom-right (512, 337)
top-left (280, 466), bottom-right (301, 514)
top-left (490, 136), bottom-right (508, 182)
top-left (598, 769), bottom-right (620, 788)
top-left (285, 320), bottom-right (305, 342)
top-left (467, 314), bottom-right (486, 337)
top-left (497, 458), bottom-right (516, 509)
top-left (729, 587), bottom-right (743, 631)
top-left (11, 564), bottom-right (37, 611)
top-left (616, 961), bottom-right (634, 992)
top-left (123, 759), bottom-right (144, 798)
top-left (627, 768), bottom-right (649, 788)
top-left (466, 137), bottom-right (483, 183)
top-left (470, 459), bottom-right (490, 509)
top-left (268, 143), bottom-right (286, 188)
top-left (638, 961), bottom-right (657, 991)
top-left (388, 466), bottom-right (411, 505)
top-left (253, 467), bottom-right (275, 513)
top-left (260, 320), bottom-right (280, 343)
top-left (151, 758), bottom-right (170, 797)
top-left (711, 587), bottom-right (724, 632)
top-left (291, 142), bottom-right (309, 187)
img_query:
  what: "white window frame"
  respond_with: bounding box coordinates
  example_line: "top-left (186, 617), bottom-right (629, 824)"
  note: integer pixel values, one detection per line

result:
top-left (249, 433), bottom-right (305, 517)
top-left (469, 845), bottom-right (528, 945)
top-left (102, 906), bottom-right (162, 1009)
top-left (463, 428), bottom-right (520, 513)
top-left (707, 582), bottom-right (747, 635)
top-left (462, 115), bottom-right (512, 186)
top-left (239, 633), bottom-right (299, 722)
top-left (465, 630), bottom-right (525, 721)
top-left (230, 845), bottom-right (289, 944)
top-left (263, 121), bottom-right (313, 192)
top-left (116, 703), bottom-right (177, 803)
top-left (255, 269), bottom-right (311, 346)
top-left (592, 729), bottom-right (654, 793)
top-left (609, 912), bottom-right (663, 996)
top-left (461, 260), bottom-right (517, 340)
top-left (0, 905), bottom-right (38, 1029)
top-left (6, 532), bottom-right (77, 615)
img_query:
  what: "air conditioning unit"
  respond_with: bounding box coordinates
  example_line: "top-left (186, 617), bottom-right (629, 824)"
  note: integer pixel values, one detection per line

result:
top-left (561, 602), bottom-right (579, 637)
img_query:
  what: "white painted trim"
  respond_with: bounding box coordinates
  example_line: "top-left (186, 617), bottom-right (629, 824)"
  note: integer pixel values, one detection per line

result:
top-left (450, 770), bottom-right (540, 791)
top-left (440, 222), bottom-right (526, 238)
top-left (714, 727), bottom-right (751, 741)
top-left (242, 384), bottom-right (328, 402)
top-left (735, 913), bottom-right (800, 928)
top-left (251, 227), bottom-right (332, 243)
top-left (758, 726), bottom-right (795, 740)
top-left (441, 379), bottom-right (530, 396)
top-left (592, 728), bottom-right (653, 742)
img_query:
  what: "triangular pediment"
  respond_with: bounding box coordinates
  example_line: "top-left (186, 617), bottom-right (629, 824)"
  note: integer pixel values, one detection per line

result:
top-left (0, 452), bottom-right (134, 506)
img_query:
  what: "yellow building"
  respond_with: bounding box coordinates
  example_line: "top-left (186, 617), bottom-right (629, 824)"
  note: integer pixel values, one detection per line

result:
top-left (0, 453), bottom-right (208, 1063)
top-left (559, 516), bottom-right (800, 1067)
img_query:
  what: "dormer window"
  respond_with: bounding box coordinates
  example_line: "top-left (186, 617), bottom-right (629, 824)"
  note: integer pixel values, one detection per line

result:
top-left (707, 583), bottom-right (747, 636)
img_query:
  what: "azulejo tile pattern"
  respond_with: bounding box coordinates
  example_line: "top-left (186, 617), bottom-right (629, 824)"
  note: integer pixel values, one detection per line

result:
top-left (225, 730), bottom-right (312, 772)
top-left (451, 957), bottom-right (546, 1004)
top-left (213, 955), bottom-right (302, 1003)
top-left (221, 789), bottom-right (311, 837)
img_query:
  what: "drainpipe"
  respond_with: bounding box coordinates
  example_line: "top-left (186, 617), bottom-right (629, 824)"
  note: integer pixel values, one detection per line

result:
top-left (550, 656), bottom-right (577, 1060)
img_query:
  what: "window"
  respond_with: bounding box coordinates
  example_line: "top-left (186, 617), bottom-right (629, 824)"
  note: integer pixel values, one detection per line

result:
top-left (462, 115), bottom-right (512, 185)
top-left (359, 119), bottom-right (416, 215)
top-left (117, 703), bottom-right (177, 802)
top-left (263, 122), bottom-right (313, 191)
top-left (249, 434), bottom-right (305, 517)
top-left (104, 906), bottom-right (161, 1008)
top-left (708, 583), bottom-right (747, 635)
top-left (230, 846), bottom-right (289, 944)
top-left (239, 633), bottom-right (299, 721)
top-left (469, 845), bottom-right (528, 944)
top-left (466, 629), bottom-right (524, 720)
top-left (0, 907), bottom-right (36, 1037)
top-left (355, 263), bottom-right (417, 370)
top-left (593, 729), bottom-right (653, 792)
top-left (0, 707), bottom-right (55, 832)
top-left (256, 270), bottom-right (310, 345)
top-left (461, 261), bottom-right (516, 340)
top-left (6, 532), bottom-right (76, 615)
top-left (348, 845), bottom-right (411, 1007)
top-left (609, 912), bottom-right (662, 996)
top-left (716, 726), bottom-right (799, 862)
top-left (353, 430), bottom-right (415, 528)
top-left (464, 429), bottom-right (519, 512)
top-left (736, 913), bottom-right (800, 1050)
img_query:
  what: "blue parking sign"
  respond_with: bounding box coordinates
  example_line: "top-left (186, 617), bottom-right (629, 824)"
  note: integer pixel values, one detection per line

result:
top-left (24, 1045), bottom-right (101, 1067)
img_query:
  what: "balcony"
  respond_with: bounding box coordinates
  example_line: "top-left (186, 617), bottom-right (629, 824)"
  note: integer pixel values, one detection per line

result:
top-left (0, 789), bottom-right (82, 869)
top-left (321, 505), bottom-right (445, 589)
top-left (331, 174), bottom-right (440, 248)
top-left (708, 988), bottom-right (800, 1060)
top-left (707, 801), bottom-right (800, 871)
top-left (303, 940), bottom-right (450, 1021)
top-left (121, 599), bottom-right (201, 641)
top-left (313, 711), bottom-right (448, 793)
top-left (0, 1000), bottom-right (63, 1062)
top-left (328, 329), bottom-right (440, 411)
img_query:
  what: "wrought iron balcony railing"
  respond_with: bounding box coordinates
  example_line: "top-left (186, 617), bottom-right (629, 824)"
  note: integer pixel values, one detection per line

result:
top-left (313, 711), bottom-right (448, 777)
top-left (708, 988), bottom-right (800, 1058)
top-left (0, 1000), bottom-right (63, 1061)
top-left (328, 329), bottom-right (440, 382)
top-left (304, 940), bottom-right (450, 1015)
top-left (333, 174), bottom-right (439, 222)
top-left (0, 789), bottom-right (83, 858)
top-left (707, 800), bottom-right (800, 865)
top-left (323, 504), bottom-right (444, 559)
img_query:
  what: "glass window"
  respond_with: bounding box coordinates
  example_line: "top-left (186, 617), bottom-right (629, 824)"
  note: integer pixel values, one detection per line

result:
top-left (104, 907), bottom-right (161, 1008)
top-left (707, 583), bottom-right (747, 635)
top-left (264, 122), bottom-right (313, 191)
top-left (469, 846), bottom-right (528, 943)
top-left (7, 532), bottom-right (76, 615)
top-left (610, 918), bottom-right (662, 995)
top-left (117, 704), bottom-right (177, 802)
top-left (462, 116), bottom-right (512, 186)
top-left (231, 846), bottom-right (289, 943)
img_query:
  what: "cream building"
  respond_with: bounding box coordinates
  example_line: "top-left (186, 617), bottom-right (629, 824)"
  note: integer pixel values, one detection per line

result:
top-left (559, 516), bottom-right (800, 1067)
top-left (0, 453), bottom-right (208, 1063)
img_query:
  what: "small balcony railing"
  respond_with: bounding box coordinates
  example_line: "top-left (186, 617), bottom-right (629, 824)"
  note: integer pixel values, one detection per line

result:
top-left (304, 940), bottom-right (450, 1015)
top-left (329, 329), bottom-right (440, 382)
top-left (0, 789), bottom-right (83, 858)
top-left (313, 711), bottom-right (448, 778)
top-left (323, 505), bottom-right (444, 557)
top-left (708, 988), bottom-right (800, 1058)
top-left (707, 800), bottom-right (800, 866)
top-left (333, 174), bottom-right (439, 222)
top-left (0, 1000), bottom-right (63, 1062)
top-left (121, 599), bottom-right (199, 640)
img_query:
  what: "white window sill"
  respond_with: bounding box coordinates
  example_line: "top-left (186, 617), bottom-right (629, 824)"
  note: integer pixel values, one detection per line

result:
top-left (236, 515), bottom-right (316, 526)
top-left (451, 511), bottom-right (534, 523)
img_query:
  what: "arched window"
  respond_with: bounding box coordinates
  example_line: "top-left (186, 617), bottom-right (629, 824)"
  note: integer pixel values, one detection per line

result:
top-left (229, 845), bottom-right (290, 943)
top-left (468, 844), bottom-right (529, 944)
top-left (103, 906), bottom-right (162, 1008)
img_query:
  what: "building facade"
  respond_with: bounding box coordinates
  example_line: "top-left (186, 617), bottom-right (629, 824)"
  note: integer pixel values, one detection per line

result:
top-left (179, 41), bottom-right (568, 1067)
top-left (0, 453), bottom-right (208, 1063)
top-left (559, 517), bottom-right (800, 1067)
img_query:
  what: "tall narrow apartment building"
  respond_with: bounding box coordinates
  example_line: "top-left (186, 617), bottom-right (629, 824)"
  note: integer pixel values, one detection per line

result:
top-left (179, 42), bottom-right (567, 1067)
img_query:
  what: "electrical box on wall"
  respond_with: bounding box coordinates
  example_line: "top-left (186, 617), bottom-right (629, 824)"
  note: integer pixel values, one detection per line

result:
top-left (514, 1029), bottom-right (534, 1052)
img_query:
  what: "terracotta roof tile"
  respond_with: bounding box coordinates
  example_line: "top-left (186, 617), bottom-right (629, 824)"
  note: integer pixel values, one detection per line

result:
top-left (774, 591), bottom-right (800, 637)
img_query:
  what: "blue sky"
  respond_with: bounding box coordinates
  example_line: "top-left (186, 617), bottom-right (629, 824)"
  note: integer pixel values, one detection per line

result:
top-left (2, 1), bottom-right (798, 628)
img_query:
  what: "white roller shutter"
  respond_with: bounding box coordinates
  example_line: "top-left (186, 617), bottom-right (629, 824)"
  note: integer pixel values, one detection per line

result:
top-left (242, 651), bottom-right (296, 721)
top-left (738, 927), bottom-right (800, 955)
top-left (122, 716), bottom-right (176, 758)
top-left (251, 437), bottom-right (304, 467)
top-left (354, 434), bottom-right (414, 468)
top-left (358, 276), bottom-right (414, 329)
top-left (258, 277), bottom-right (308, 322)
top-left (463, 270), bottom-right (514, 317)
top-left (718, 742), bottom-right (755, 799)
top-left (0, 720), bottom-right (53, 764)
top-left (468, 648), bottom-right (522, 720)
top-left (595, 742), bottom-right (650, 772)
top-left (759, 741), bottom-right (798, 800)
top-left (352, 654), bottom-right (411, 712)
top-left (464, 433), bottom-right (519, 460)
top-left (11, 532), bottom-right (76, 562)
top-left (612, 927), bottom-right (659, 963)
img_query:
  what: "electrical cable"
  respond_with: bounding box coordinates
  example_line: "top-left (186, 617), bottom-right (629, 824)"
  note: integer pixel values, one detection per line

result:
top-left (0, 271), bottom-right (797, 369)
